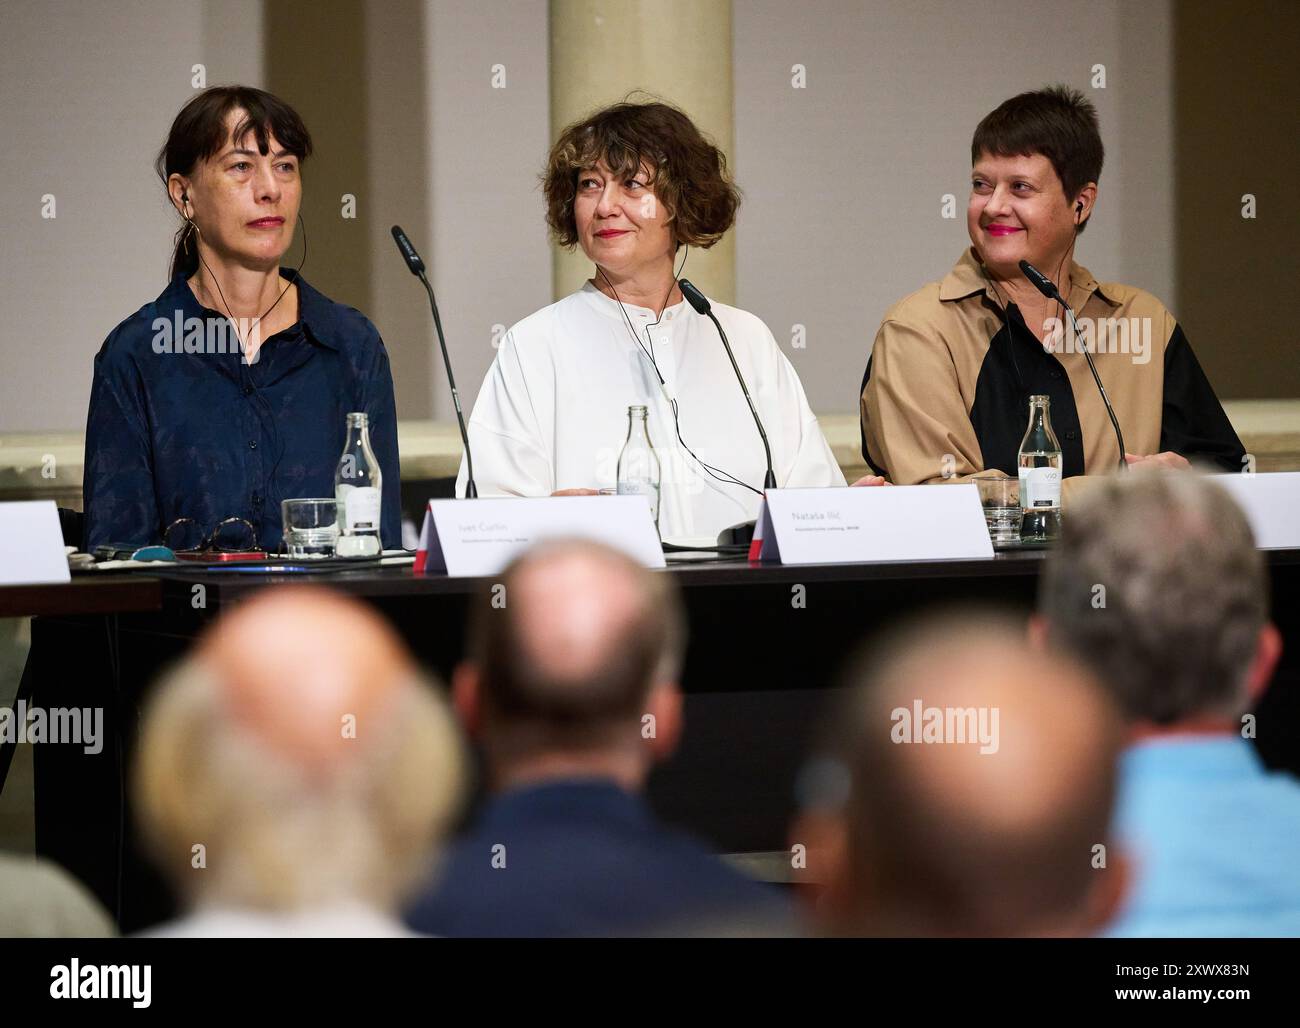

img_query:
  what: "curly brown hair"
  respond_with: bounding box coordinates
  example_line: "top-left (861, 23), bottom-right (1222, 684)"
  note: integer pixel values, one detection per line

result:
top-left (543, 101), bottom-right (740, 251)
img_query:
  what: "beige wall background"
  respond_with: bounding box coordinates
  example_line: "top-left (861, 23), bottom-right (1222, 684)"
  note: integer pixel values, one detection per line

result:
top-left (1, 0), bottom-right (1293, 435)
top-left (734, 0), bottom-right (1176, 412)
top-left (1, 0), bottom-right (263, 434)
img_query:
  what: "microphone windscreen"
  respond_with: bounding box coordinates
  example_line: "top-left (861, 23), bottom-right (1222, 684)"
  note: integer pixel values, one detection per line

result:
top-left (391, 225), bottom-right (426, 275)
top-left (678, 278), bottom-right (711, 315)
top-left (1019, 260), bottom-right (1058, 300)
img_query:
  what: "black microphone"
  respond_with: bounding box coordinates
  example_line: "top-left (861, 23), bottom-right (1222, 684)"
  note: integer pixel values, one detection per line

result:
top-left (679, 279), bottom-right (777, 490)
top-left (391, 225), bottom-right (477, 497)
top-left (1019, 259), bottom-right (1059, 301)
top-left (1018, 259), bottom-right (1127, 472)
top-left (392, 226), bottom-right (425, 275)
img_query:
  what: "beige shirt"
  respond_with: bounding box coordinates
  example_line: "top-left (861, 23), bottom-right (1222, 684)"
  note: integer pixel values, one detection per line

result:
top-left (860, 249), bottom-right (1243, 500)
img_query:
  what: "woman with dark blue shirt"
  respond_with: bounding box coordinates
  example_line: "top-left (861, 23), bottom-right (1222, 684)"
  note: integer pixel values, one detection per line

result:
top-left (83, 86), bottom-right (401, 552)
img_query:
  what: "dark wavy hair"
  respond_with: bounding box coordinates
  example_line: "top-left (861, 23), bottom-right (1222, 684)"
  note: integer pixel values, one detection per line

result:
top-left (543, 100), bottom-right (740, 251)
top-left (971, 85), bottom-right (1104, 233)
top-left (156, 85), bottom-right (313, 280)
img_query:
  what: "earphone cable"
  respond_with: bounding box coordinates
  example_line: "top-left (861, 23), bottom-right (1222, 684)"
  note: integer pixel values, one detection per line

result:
top-left (597, 248), bottom-right (762, 497)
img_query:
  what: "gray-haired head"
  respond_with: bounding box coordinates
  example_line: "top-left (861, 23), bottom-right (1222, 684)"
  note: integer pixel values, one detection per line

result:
top-left (1039, 471), bottom-right (1268, 723)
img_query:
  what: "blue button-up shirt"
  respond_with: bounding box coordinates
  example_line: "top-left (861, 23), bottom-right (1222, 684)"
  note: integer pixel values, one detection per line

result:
top-left (83, 270), bottom-right (402, 552)
top-left (1105, 735), bottom-right (1300, 937)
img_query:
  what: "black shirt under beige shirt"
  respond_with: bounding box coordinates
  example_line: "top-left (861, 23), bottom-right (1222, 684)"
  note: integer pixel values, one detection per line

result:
top-left (860, 249), bottom-right (1245, 496)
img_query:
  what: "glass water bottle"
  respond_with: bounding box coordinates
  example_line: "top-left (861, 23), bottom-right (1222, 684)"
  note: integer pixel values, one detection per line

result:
top-left (335, 411), bottom-right (382, 557)
top-left (616, 404), bottom-right (661, 529)
top-left (1017, 394), bottom-right (1063, 542)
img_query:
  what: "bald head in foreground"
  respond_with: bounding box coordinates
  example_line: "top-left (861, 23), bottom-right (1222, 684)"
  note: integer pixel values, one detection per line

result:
top-left (406, 538), bottom-right (784, 937)
top-left (135, 586), bottom-right (466, 937)
top-left (455, 536), bottom-right (685, 789)
top-left (801, 613), bottom-right (1126, 937)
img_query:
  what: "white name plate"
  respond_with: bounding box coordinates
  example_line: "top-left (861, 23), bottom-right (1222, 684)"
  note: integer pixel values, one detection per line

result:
top-left (0, 500), bottom-right (71, 586)
top-left (1212, 472), bottom-right (1300, 549)
top-left (756, 485), bottom-right (994, 564)
top-left (414, 495), bottom-right (667, 576)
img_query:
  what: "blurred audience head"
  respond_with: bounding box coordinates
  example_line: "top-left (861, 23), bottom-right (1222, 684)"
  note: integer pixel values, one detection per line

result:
top-left (135, 585), bottom-right (465, 916)
top-left (799, 611), bottom-right (1126, 937)
top-left (1037, 471), bottom-right (1281, 725)
top-left (454, 538), bottom-right (687, 790)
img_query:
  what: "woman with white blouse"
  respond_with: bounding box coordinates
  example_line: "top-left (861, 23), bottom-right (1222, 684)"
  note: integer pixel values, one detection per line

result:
top-left (457, 101), bottom-right (879, 546)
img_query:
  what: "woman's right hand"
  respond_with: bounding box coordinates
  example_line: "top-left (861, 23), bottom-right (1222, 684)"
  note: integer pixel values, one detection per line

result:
top-left (551, 488), bottom-right (602, 496)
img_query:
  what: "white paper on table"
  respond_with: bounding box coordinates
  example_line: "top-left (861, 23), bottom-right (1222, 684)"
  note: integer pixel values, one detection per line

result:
top-left (0, 500), bottom-right (72, 586)
top-left (415, 495), bottom-right (666, 576)
top-left (1211, 472), bottom-right (1300, 549)
top-left (757, 485), bottom-right (994, 564)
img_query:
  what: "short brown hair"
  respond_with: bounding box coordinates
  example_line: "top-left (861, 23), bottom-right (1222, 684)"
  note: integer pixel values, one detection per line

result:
top-left (542, 100), bottom-right (740, 250)
top-left (817, 611), bottom-right (1122, 936)
top-left (971, 85), bottom-right (1104, 232)
top-left (467, 539), bottom-right (686, 753)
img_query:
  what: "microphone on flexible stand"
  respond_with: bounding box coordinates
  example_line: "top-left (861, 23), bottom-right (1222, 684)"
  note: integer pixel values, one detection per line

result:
top-left (678, 279), bottom-right (777, 551)
top-left (391, 225), bottom-right (477, 497)
top-left (678, 279), bottom-right (778, 490)
top-left (1019, 259), bottom-right (1127, 472)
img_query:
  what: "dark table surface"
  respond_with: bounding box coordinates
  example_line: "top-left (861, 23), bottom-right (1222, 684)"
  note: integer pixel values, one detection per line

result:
top-left (138, 546), bottom-right (1299, 608)
top-left (7, 546), bottom-right (1299, 614)
top-left (0, 575), bottom-right (161, 618)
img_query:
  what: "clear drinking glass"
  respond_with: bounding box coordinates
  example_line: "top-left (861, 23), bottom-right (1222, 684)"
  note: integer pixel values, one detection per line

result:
top-left (281, 498), bottom-right (338, 558)
top-left (972, 475), bottom-right (1020, 544)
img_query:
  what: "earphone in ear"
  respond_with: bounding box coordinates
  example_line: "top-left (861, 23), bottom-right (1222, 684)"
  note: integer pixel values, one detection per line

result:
top-left (1075, 200), bottom-right (1084, 220)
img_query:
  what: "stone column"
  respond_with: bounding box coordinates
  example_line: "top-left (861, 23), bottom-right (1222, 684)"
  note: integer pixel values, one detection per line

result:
top-left (549, 0), bottom-right (735, 303)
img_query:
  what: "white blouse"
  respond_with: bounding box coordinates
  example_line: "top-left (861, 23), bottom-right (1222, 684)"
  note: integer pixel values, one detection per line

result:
top-left (456, 282), bottom-right (845, 545)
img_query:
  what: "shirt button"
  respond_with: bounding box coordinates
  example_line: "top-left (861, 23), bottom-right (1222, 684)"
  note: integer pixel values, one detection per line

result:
top-left (252, 493), bottom-right (262, 506)
top-left (249, 440), bottom-right (258, 450)
top-left (1051, 369), bottom-right (1062, 379)
top-left (243, 385), bottom-right (253, 396)
top-left (1067, 431), bottom-right (1078, 440)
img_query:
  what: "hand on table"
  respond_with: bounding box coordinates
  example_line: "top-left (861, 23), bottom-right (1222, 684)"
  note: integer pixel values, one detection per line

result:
top-left (551, 488), bottom-right (602, 496)
top-left (1124, 452), bottom-right (1191, 471)
top-left (849, 475), bottom-right (892, 487)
